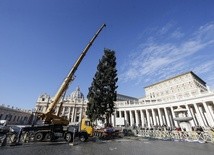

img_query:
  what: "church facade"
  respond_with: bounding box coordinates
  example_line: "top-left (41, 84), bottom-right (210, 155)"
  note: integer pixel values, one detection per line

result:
top-left (35, 87), bottom-right (87, 125)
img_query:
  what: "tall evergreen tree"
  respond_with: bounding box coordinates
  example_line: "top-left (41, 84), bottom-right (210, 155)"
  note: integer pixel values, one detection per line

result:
top-left (86, 49), bottom-right (118, 125)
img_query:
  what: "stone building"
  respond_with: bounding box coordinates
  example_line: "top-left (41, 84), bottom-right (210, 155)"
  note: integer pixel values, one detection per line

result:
top-left (35, 87), bottom-right (87, 125)
top-left (113, 71), bottom-right (214, 129)
top-left (0, 104), bottom-right (33, 125)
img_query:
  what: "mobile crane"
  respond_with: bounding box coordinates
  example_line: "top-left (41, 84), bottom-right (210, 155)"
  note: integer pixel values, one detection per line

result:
top-left (21, 24), bottom-right (106, 143)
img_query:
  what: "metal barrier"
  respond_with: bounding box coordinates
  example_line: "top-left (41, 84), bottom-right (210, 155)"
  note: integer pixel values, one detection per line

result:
top-left (134, 129), bottom-right (214, 144)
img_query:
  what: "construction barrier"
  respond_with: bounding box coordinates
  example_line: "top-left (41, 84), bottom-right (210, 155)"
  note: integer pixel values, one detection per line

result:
top-left (134, 129), bottom-right (214, 144)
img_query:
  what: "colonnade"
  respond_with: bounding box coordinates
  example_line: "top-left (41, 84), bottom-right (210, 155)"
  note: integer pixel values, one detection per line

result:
top-left (37, 103), bottom-right (86, 124)
top-left (57, 106), bottom-right (86, 124)
top-left (113, 100), bottom-right (214, 129)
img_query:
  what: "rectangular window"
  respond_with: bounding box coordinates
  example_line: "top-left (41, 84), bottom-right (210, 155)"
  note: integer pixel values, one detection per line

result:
top-left (116, 111), bottom-right (119, 117)
top-left (121, 111), bottom-right (125, 117)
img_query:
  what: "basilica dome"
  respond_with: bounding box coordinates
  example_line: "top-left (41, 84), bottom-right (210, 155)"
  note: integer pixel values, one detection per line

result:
top-left (70, 86), bottom-right (84, 100)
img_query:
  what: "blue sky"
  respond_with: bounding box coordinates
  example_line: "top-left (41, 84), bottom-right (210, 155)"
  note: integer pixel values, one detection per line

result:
top-left (0, 0), bottom-right (214, 110)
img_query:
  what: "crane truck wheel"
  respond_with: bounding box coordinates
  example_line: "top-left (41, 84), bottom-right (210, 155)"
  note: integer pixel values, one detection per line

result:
top-left (79, 135), bottom-right (87, 142)
top-left (44, 132), bottom-right (54, 141)
top-left (65, 132), bottom-right (73, 143)
top-left (79, 132), bottom-right (88, 142)
top-left (34, 132), bottom-right (44, 142)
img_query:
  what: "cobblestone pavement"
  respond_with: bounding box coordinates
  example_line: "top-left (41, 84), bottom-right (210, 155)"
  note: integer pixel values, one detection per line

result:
top-left (1, 137), bottom-right (214, 155)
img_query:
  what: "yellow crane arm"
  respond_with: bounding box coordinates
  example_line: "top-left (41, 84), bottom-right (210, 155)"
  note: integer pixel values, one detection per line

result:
top-left (40, 24), bottom-right (106, 124)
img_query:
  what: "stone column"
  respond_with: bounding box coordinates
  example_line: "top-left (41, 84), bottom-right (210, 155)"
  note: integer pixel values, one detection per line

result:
top-left (207, 103), bottom-right (214, 122)
top-left (170, 107), bottom-right (178, 127)
top-left (140, 110), bottom-right (145, 127)
top-left (112, 112), bottom-right (116, 126)
top-left (155, 110), bottom-right (160, 126)
top-left (120, 111), bottom-right (123, 118)
top-left (189, 105), bottom-right (199, 126)
top-left (158, 108), bottom-right (163, 126)
top-left (72, 106), bottom-right (76, 122)
top-left (198, 105), bottom-right (208, 126)
top-left (184, 105), bottom-right (195, 127)
top-left (130, 111), bottom-right (133, 126)
top-left (126, 111), bottom-right (130, 126)
top-left (62, 107), bottom-right (65, 116)
top-left (70, 107), bottom-right (73, 122)
top-left (111, 113), bottom-right (113, 126)
top-left (124, 110), bottom-right (128, 126)
top-left (152, 109), bottom-right (156, 126)
top-left (208, 102), bottom-right (214, 114)
top-left (193, 104), bottom-right (205, 126)
top-left (164, 108), bottom-right (170, 127)
top-left (68, 107), bottom-right (72, 122)
top-left (55, 107), bottom-right (59, 115)
top-left (146, 109), bottom-right (150, 128)
top-left (135, 110), bottom-right (140, 127)
top-left (74, 107), bottom-right (78, 122)
top-left (203, 102), bottom-right (214, 126)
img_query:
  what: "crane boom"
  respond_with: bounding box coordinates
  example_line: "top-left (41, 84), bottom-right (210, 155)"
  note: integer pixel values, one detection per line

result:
top-left (40, 24), bottom-right (106, 125)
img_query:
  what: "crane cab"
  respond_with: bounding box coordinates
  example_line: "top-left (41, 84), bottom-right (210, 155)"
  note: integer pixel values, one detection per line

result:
top-left (80, 118), bottom-right (93, 136)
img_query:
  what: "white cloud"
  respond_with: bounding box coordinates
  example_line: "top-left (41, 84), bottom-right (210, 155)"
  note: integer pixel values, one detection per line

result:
top-left (120, 22), bottom-right (214, 87)
top-left (171, 30), bottom-right (184, 39)
top-left (193, 61), bottom-right (214, 74)
top-left (159, 23), bottom-right (173, 35)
